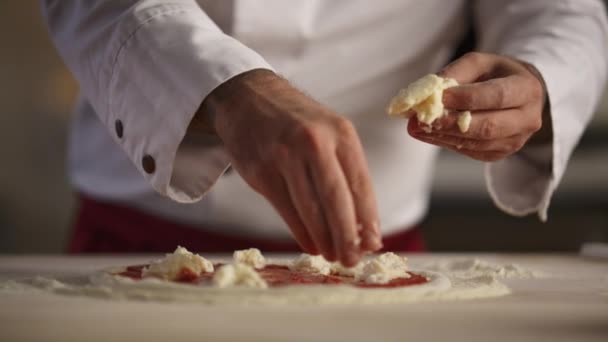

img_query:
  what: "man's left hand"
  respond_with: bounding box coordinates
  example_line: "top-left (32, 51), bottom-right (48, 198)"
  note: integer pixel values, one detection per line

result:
top-left (408, 52), bottom-right (547, 161)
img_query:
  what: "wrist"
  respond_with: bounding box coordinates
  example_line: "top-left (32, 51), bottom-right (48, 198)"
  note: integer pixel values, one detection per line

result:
top-left (519, 61), bottom-right (552, 146)
top-left (190, 69), bottom-right (278, 135)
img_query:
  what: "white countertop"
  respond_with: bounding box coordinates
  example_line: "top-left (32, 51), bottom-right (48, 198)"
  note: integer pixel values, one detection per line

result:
top-left (1, 253), bottom-right (607, 342)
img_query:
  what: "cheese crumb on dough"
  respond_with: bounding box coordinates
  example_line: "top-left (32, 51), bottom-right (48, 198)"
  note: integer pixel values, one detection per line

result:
top-left (142, 246), bottom-right (214, 280)
top-left (233, 248), bottom-right (266, 269)
top-left (457, 111), bottom-right (472, 133)
top-left (356, 252), bottom-right (411, 284)
top-left (212, 263), bottom-right (268, 289)
top-left (387, 74), bottom-right (458, 126)
top-left (288, 254), bottom-right (332, 275)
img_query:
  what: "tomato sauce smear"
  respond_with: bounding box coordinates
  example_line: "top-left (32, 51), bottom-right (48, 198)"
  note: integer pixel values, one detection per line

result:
top-left (116, 264), bottom-right (429, 288)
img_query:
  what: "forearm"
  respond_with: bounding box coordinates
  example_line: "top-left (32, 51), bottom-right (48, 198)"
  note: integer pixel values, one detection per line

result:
top-left (474, 0), bottom-right (608, 219)
top-left (41, 0), bottom-right (273, 202)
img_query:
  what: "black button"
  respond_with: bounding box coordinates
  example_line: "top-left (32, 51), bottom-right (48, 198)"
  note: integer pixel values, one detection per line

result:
top-left (142, 155), bottom-right (155, 174)
top-left (115, 120), bottom-right (123, 138)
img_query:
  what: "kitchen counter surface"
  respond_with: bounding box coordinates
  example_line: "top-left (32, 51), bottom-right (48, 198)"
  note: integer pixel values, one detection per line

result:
top-left (1, 253), bottom-right (607, 342)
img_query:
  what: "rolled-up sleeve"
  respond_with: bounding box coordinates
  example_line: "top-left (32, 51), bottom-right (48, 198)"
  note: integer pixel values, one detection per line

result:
top-left (473, 0), bottom-right (608, 220)
top-left (40, 0), bottom-right (273, 202)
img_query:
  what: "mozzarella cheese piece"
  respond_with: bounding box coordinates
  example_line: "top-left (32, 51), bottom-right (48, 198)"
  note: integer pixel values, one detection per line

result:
top-left (288, 254), bottom-right (332, 275)
top-left (356, 252), bottom-right (411, 284)
top-left (387, 74), bottom-right (458, 126)
top-left (457, 111), bottom-right (472, 133)
top-left (330, 262), bottom-right (364, 277)
top-left (233, 248), bottom-right (266, 269)
top-left (212, 263), bottom-right (268, 289)
top-left (142, 246), bottom-right (214, 280)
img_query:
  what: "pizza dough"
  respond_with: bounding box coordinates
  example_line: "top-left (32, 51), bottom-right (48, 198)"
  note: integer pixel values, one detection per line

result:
top-left (0, 248), bottom-right (547, 306)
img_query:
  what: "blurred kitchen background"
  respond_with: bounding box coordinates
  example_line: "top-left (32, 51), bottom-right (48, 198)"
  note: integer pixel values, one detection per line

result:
top-left (1, 2), bottom-right (607, 253)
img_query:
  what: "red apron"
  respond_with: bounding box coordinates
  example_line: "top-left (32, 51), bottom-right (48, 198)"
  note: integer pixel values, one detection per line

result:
top-left (69, 193), bottom-right (426, 253)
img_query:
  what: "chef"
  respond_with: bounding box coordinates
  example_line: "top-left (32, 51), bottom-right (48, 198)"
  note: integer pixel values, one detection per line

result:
top-left (41, 0), bottom-right (607, 266)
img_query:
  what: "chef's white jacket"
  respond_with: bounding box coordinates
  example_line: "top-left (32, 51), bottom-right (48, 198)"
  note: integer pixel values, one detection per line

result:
top-left (41, 0), bottom-right (608, 239)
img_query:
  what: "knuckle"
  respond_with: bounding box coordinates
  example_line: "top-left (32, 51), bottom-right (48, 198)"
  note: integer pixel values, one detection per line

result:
top-left (479, 119), bottom-right (497, 139)
top-left (458, 91), bottom-right (476, 109)
top-left (334, 117), bottom-right (356, 138)
top-left (270, 143), bottom-right (292, 164)
top-left (493, 82), bottom-right (507, 108)
top-left (466, 92), bottom-right (479, 110)
top-left (295, 123), bottom-right (325, 154)
top-left (463, 51), bottom-right (484, 65)
top-left (349, 173), bottom-right (367, 198)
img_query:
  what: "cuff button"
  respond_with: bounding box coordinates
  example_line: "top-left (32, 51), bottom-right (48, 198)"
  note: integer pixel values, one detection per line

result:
top-left (142, 155), bottom-right (155, 174)
top-left (115, 120), bottom-right (123, 138)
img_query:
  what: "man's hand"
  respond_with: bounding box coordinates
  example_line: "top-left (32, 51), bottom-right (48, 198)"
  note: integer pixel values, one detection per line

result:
top-left (197, 69), bottom-right (382, 266)
top-left (408, 52), bottom-right (547, 161)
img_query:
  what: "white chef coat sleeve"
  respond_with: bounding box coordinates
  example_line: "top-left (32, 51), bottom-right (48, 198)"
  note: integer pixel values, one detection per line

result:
top-left (40, 0), bottom-right (273, 203)
top-left (472, 0), bottom-right (608, 220)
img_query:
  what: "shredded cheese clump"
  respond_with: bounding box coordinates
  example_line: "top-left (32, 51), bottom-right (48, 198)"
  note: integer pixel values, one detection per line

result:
top-left (387, 74), bottom-right (459, 127)
top-left (142, 246), bottom-right (213, 280)
top-left (457, 111), bottom-right (472, 133)
top-left (233, 248), bottom-right (266, 269)
top-left (288, 254), bottom-right (332, 275)
top-left (356, 252), bottom-right (411, 284)
top-left (212, 263), bottom-right (268, 289)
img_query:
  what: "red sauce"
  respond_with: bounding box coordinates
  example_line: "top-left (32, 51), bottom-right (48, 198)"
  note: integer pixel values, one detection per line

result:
top-left (176, 268), bottom-right (200, 283)
top-left (115, 263), bottom-right (429, 288)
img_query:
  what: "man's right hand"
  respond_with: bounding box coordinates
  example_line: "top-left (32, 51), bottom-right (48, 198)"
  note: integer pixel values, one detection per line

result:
top-left (197, 69), bottom-right (382, 266)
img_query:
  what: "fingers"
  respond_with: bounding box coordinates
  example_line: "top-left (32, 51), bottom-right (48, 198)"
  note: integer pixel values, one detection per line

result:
top-left (262, 173), bottom-right (319, 255)
top-left (443, 75), bottom-right (536, 111)
top-left (411, 129), bottom-right (526, 155)
top-left (405, 51), bottom-right (546, 162)
top-left (280, 159), bottom-right (336, 261)
top-left (335, 128), bottom-right (382, 253)
top-left (410, 108), bottom-right (535, 140)
top-left (408, 120), bottom-right (531, 161)
top-left (439, 52), bottom-right (499, 84)
top-left (411, 132), bottom-right (521, 162)
top-left (309, 151), bottom-right (361, 267)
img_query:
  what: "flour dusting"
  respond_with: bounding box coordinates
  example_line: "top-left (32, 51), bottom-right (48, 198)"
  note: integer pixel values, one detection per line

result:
top-left (421, 258), bottom-right (547, 279)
